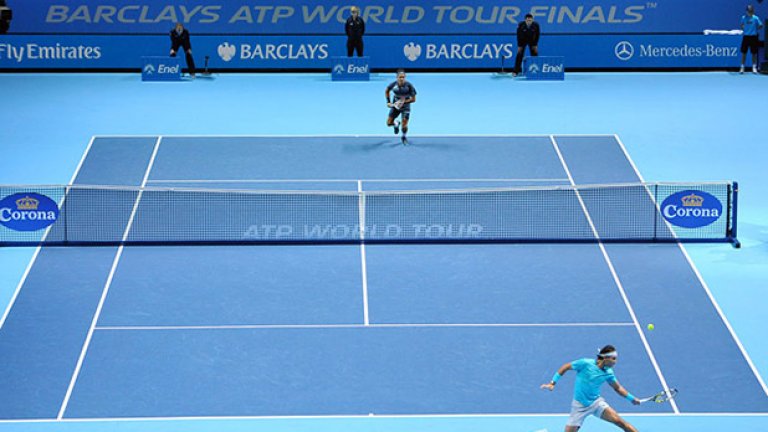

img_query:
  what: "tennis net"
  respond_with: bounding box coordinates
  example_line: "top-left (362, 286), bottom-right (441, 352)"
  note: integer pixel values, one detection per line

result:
top-left (0, 182), bottom-right (739, 246)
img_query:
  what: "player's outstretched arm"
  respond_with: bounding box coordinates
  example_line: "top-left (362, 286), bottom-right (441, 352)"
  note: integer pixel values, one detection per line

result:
top-left (541, 363), bottom-right (572, 391)
top-left (609, 380), bottom-right (640, 405)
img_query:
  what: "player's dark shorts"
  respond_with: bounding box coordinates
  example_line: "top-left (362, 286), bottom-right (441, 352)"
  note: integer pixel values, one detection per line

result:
top-left (741, 35), bottom-right (760, 54)
top-left (389, 107), bottom-right (411, 120)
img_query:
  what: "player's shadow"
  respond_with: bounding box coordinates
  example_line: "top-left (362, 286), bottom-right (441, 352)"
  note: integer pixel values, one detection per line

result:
top-left (343, 138), bottom-right (468, 153)
top-left (400, 139), bottom-right (467, 151)
top-left (344, 140), bottom-right (399, 152)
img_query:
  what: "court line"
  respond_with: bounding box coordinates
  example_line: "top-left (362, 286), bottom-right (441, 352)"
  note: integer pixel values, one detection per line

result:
top-left (92, 134), bottom-right (618, 139)
top-left (57, 136), bottom-right (163, 420)
top-left (358, 180), bottom-right (370, 326)
top-left (94, 323), bottom-right (636, 331)
top-left (145, 178), bottom-right (570, 183)
top-left (614, 134), bottom-right (768, 398)
top-left (8, 412), bottom-right (768, 423)
top-left (0, 136), bottom-right (97, 331)
top-left (549, 135), bottom-right (680, 415)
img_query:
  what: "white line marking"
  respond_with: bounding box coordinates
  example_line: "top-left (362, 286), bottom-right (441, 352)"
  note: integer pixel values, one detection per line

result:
top-left (549, 135), bottom-right (680, 414)
top-left (358, 180), bottom-right (370, 326)
top-left (0, 247), bottom-right (42, 331)
top-left (91, 134), bottom-right (617, 139)
top-left (70, 137), bottom-right (97, 185)
top-left (0, 136), bottom-right (96, 331)
top-left (614, 134), bottom-right (768, 397)
top-left (94, 323), bottom-right (636, 331)
top-left (3, 411), bottom-right (768, 423)
top-left (57, 136), bottom-right (163, 420)
top-left (145, 178), bottom-right (570, 184)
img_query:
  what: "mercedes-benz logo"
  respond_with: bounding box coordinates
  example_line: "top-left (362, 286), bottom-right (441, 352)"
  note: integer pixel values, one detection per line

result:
top-left (615, 41), bottom-right (634, 61)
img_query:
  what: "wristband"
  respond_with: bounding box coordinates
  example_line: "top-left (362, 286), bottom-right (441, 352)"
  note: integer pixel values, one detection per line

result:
top-left (625, 393), bottom-right (636, 402)
top-left (551, 372), bottom-right (562, 384)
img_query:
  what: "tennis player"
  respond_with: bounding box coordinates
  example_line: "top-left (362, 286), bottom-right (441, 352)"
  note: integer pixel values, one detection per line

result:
top-left (385, 69), bottom-right (417, 145)
top-left (541, 345), bottom-right (640, 432)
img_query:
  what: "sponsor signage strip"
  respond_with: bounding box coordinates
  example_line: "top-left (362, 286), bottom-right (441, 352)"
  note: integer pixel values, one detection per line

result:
top-left (5, 1), bottom-right (747, 35)
top-left (141, 56), bottom-right (182, 80)
top-left (0, 34), bottom-right (744, 69)
top-left (330, 56), bottom-right (371, 81)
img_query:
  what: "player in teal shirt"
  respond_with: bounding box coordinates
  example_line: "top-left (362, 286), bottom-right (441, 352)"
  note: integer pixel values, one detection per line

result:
top-left (541, 345), bottom-right (640, 432)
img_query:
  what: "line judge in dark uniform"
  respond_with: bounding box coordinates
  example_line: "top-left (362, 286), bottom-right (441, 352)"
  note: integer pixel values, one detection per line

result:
top-left (345, 6), bottom-right (365, 57)
top-left (170, 22), bottom-right (196, 77)
top-left (513, 14), bottom-right (540, 76)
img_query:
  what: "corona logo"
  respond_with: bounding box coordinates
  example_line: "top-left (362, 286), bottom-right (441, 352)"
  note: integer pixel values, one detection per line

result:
top-left (661, 190), bottom-right (722, 229)
top-left (0, 192), bottom-right (60, 232)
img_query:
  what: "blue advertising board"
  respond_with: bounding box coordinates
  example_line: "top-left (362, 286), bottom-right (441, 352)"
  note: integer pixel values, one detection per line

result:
top-left (523, 56), bottom-right (565, 80)
top-left (141, 56), bottom-right (181, 81)
top-left (0, 34), bottom-right (745, 70)
top-left (1, 1), bottom-right (755, 35)
top-left (330, 56), bottom-right (370, 81)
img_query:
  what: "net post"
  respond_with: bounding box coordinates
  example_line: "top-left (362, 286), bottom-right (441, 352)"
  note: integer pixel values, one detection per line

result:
top-left (653, 183), bottom-right (658, 241)
top-left (728, 181), bottom-right (740, 248)
top-left (63, 185), bottom-right (69, 245)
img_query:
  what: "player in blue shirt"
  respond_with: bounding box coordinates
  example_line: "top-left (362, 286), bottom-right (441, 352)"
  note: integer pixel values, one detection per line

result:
top-left (541, 345), bottom-right (640, 432)
top-left (385, 69), bottom-right (417, 145)
top-left (739, 5), bottom-right (763, 74)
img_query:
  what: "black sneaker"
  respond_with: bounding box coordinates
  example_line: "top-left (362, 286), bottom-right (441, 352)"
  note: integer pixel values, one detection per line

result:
top-left (401, 136), bottom-right (408, 145)
top-left (393, 121), bottom-right (400, 135)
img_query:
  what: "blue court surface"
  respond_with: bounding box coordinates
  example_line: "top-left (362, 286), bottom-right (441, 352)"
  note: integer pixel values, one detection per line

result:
top-left (0, 134), bottom-right (766, 428)
top-left (2, 71), bottom-right (768, 432)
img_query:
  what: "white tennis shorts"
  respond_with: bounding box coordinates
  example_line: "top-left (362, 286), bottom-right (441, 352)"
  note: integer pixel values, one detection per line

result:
top-left (566, 397), bottom-right (610, 427)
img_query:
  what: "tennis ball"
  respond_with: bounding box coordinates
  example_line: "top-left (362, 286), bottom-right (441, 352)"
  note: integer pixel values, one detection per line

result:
top-left (647, 323), bottom-right (655, 331)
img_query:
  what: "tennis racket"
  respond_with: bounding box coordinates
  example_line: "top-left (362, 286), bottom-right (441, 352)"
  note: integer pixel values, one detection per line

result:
top-left (638, 388), bottom-right (678, 404)
top-left (388, 98), bottom-right (406, 110)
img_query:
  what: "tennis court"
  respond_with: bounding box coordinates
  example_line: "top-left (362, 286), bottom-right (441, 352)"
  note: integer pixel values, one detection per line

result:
top-left (1, 134), bottom-right (765, 423)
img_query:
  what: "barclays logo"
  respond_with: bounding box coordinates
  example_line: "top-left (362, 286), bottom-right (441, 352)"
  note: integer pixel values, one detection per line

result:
top-left (403, 42), bottom-right (422, 61)
top-left (333, 64), bottom-right (345, 74)
top-left (528, 63), bottom-right (540, 74)
top-left (615, 41), bottom-right (634, 61)
top-left (217, 42), bottom-right (236, 62)
top-left (143, 64), bottom-right (155, 74)
top-left (661, 190), bottom-right (722, 228)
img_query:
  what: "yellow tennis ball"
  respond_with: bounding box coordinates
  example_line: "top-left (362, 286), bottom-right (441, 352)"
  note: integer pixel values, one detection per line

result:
top-left (647, 323), bottom-right (655, 331)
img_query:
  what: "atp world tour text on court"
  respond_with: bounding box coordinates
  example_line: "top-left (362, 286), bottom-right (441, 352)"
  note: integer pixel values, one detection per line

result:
top-left (242, 223), bottom-right (485, 239)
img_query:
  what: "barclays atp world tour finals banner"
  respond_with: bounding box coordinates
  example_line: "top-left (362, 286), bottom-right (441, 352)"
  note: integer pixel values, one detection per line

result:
top-left (0, 1), bottom-right (756, 70)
